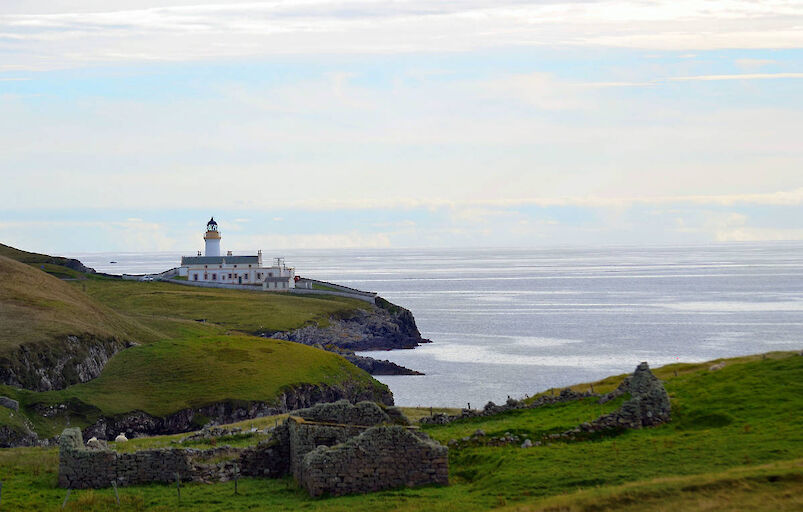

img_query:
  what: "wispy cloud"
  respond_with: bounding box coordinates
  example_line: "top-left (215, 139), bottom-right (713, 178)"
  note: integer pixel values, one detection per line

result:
top-left (2, 1), bottom-right (803, 70)
top-left (670, 73), bottom-right (803, 82)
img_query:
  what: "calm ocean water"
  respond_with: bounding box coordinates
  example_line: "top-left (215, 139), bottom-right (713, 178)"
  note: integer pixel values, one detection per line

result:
top-left (72, 243), bottom-right (803, 407)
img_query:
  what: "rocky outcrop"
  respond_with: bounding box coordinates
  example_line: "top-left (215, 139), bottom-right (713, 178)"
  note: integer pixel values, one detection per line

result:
top-left (0, 423), bottom-right (39, 448)
top-left (82, 382), bottom-right (394, 441)
top-left (0, 396), bottom-right (18, 411)
top-left (271, 297), bottom-right (429, 351)
top-left (343, 354), bottom-right (423, 376)
top-left (268, 296), bottom-right (428, 375)
top-left (0, 335), bottom-right (130, 391)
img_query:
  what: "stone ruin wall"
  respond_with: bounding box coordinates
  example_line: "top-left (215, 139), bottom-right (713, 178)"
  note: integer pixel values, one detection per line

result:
top-left (285, 418), bottom-right (368, 480)
top-left (58, 400), bottom-right (449, 497)
top-left (300, 425), bottom-right (449, 497)
top-left (58, 429), bottom-right (197, 489)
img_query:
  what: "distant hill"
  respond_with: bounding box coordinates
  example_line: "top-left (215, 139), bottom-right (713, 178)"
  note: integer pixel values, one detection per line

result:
top-left (0, 242), bottom-right (96, 279)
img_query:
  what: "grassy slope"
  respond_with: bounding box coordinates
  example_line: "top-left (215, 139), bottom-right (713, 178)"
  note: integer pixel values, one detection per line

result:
top-left (52, 336), bottom-right (380, 417)
top-left (0, 255), bottom-right (150, 350)
top-left (0, 352), bottom-right (800, 511)
top-left (80, 279), bottom-right (371, 333)
top-left (2, 335), bottom-right (385, 437)
top-left (0, 243), bottom-right (99, 280)
top-left (0, 243), bottom-right (68, 265)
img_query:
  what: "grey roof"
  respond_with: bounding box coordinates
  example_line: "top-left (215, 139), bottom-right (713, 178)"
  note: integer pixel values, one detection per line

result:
top-left (181, 255), bottom-right (259, 266)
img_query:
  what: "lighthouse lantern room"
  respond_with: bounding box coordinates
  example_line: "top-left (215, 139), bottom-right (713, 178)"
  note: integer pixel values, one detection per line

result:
top-left (204, 217), bottom-right (221, 257)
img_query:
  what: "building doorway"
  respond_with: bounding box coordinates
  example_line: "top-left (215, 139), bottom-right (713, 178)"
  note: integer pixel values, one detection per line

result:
top-left (238, 276), bottom-right (242, 284)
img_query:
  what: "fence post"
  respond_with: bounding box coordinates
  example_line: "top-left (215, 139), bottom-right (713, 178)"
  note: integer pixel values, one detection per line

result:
top-left (61, 488), bottom-right (71, 509)
top-left (112, 480), bottom-right (120, 506)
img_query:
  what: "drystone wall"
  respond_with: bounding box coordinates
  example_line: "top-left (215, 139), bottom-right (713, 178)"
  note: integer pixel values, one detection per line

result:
top-left (286, 418), bottom-right (367, 480)
top-left (58, 428), bottom-right (242, 489)
top-left (300, 425), bottom-right (449, 497)
top-left (58, 400), bottom-right (449, 497)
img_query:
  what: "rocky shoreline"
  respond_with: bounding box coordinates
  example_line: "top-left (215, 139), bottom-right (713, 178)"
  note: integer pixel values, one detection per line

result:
top-left (266, 296), bottom-right (429, 376)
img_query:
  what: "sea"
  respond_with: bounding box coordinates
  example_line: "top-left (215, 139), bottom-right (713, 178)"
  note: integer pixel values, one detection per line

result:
top-left (71, 243), bottom-right (803, 408)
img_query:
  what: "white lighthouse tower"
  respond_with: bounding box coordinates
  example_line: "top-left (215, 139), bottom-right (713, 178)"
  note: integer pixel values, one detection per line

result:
top-left (203, 217), bottom-right (221, 257)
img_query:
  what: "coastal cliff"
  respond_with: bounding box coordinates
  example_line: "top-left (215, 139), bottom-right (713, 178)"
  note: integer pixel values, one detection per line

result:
top-left (268, 296), bottom-right (429, 375)
top-left (0, 335), bottom-right (130, 392)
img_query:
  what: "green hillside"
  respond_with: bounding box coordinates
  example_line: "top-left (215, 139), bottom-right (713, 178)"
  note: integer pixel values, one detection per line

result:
top-left (3, 335), bottom-right (386, 438)
top-left (0, 255), bottom-right (146, 350)
top-left (79, 278), bottom-right (371, 333)
top-left (0, 351), bottom-right (800, 511)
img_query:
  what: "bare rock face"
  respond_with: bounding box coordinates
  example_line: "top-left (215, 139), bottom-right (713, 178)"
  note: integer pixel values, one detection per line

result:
top-left (0, 335), bottom-right (128, 391)
top-left (0, 396), bottom-right (18, 411)
top-left (81, 383), bottom-right (394, 441)
top-left (271, 298), bottom-right (429, 351)
top-left (268, 296), bottom-right (429, 376)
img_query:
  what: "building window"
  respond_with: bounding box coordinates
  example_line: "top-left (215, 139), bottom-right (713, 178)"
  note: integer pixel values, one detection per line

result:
top-left (268, 272), bottom-right (273, 277)
top-left (248, 264), bottom-right (252, 268)
top-left (212, 273), bottom-right (217, 280)
top-left (219, 265), bottom-right (222, 269)
top-left (204, 265), bottom-right (207, 269)
top-left (228, 273), bottom-right (232, 278)
top-left (204, 273), bottom-right (208, 280)
top-left (234, 265), bottom-right (238, 268)
top-left (244, 274), bottom-right (248, 280)
top-left (193, 274), bottom-right (198, 281)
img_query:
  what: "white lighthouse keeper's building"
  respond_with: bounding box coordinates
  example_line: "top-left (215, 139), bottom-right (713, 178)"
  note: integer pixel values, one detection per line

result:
top-left (180, 218), bottom-right (295, 290)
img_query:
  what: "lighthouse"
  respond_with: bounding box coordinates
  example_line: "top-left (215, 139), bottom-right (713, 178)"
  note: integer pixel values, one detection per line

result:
top-left (204, 217), bottom-right (221, 257)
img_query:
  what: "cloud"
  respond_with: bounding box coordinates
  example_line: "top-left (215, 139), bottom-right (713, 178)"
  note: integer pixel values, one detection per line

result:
top-left (236, 232), bottom-right (392, 250)
top-left (278, 188), bottom-right (803, 211)
top-left (669, 73), bottom-right (803, 82)
top-left (2, 1), bottom-right (803, 70)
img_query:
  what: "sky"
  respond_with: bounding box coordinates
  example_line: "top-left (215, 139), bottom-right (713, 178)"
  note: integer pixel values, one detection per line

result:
top-left (1, 1), bottom-right (802, 254)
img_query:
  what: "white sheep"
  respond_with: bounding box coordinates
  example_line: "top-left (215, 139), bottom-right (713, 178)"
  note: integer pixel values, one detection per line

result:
top-left (115, 432), bottom-right (128, 442)
top-left (86, 436), bottom-right (100, 448)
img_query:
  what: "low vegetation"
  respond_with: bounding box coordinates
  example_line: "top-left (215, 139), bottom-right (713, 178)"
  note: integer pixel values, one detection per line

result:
top-left (0, 351), bottom-right (799, 511)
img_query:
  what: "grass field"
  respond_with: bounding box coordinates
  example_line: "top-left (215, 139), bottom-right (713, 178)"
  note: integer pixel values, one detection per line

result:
top-left (79, 279), bottom-right (370, 333)
top-left (0, 351), bottom-right (799, 511)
